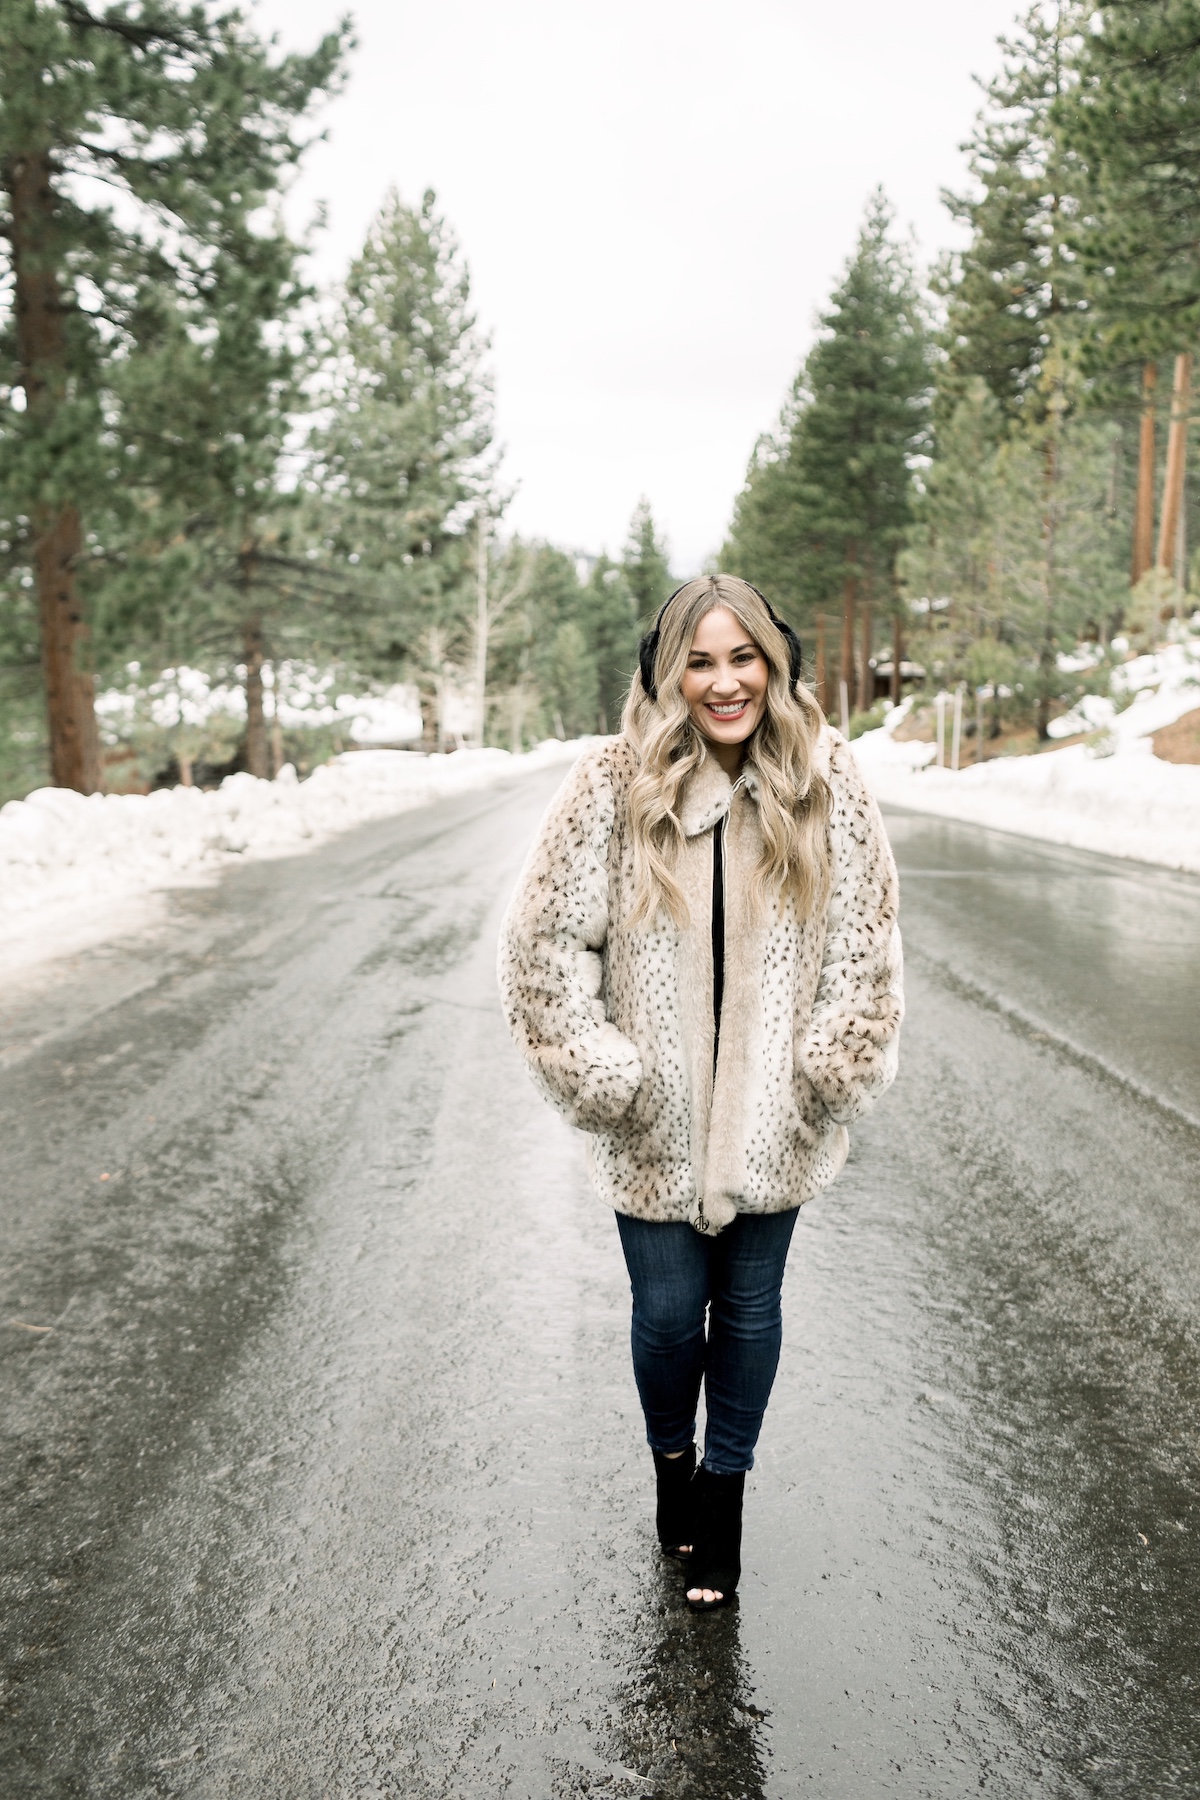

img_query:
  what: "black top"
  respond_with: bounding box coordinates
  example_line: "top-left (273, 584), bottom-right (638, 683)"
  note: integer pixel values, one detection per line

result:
top-left (712, 815), bottom-right (726, 1070)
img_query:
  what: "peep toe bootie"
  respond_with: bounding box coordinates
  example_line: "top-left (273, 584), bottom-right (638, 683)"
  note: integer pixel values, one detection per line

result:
top-left (652, 1443), bottom-right (697, 1560)
top-left (685, 1465), bottom-right (745, 1611)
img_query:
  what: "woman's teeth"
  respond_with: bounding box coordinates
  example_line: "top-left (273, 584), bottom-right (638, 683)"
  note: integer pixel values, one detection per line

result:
top-left (707, 701), bottom-right (747, 717)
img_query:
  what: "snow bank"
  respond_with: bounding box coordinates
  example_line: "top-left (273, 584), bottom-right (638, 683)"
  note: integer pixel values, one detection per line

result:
top-left (852, 640), bottom-right (1200, 873)
top-left (0, 741), bottom-right (583, 928)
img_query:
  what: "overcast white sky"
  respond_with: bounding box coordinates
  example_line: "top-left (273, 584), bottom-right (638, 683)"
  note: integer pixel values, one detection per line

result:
top-left (254, 0), bottom-right (1023, 573)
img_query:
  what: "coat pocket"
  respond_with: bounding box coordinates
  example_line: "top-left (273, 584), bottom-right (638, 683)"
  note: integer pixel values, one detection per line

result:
top-left (571, 1024), bottom-right (643, 1133)
top-left (790, 1062), bottom-right (834, 1150)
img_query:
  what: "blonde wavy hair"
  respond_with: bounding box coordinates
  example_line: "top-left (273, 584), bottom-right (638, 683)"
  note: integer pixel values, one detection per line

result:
top-left (621, 574), bottom-right (831, 927)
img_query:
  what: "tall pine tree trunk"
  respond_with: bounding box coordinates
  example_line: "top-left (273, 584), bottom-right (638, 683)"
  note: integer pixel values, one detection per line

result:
top-left (237, 539), bottom-right (271, 778)
top-left (268, 659), bottom-right (284, 774)
top-left (10, 148), bottom-right (103, 792)
top-left (1156, 352), bottom-right (1191, 575)
top-left (857, 601), bottom-right (873, 713)
top-left (242, 614), bottom-right (270, 779)
top-left (839, 556), bottom-right (856, 731)
top-left (1131, 361), bottom-right (1157, 587)
top-left (814, 613), bottom-right (827, 714)
top-left (890, 609), bottom-right (903, 707)
top-left (473, 514), bottom-right (489, 747)
top-left (35, 502), bottom-right (103, 791)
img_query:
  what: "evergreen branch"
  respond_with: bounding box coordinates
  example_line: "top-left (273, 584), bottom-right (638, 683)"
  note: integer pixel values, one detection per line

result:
top-left (59, 1), bottom-right (206, 55)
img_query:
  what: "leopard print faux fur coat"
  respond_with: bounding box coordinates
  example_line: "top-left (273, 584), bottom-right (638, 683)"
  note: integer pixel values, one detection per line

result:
top-left (497, 726), bottom-right (902, 1235)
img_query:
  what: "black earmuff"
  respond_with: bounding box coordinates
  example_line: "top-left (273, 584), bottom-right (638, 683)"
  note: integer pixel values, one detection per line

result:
top-left (637, 584), bottom-right (687, 701)
top-left (637, 582), bottom-right (804, 703)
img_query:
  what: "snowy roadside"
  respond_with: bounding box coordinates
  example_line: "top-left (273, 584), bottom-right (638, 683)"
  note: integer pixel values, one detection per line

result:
top-left (0, 741), bottom-right (584, 970)
top-left (852, 641), bottom-right (1200, 874)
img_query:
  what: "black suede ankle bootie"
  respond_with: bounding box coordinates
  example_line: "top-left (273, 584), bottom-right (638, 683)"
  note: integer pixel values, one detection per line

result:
top-left (685, 1465), bottom-right (745, 1611)
top-left (652, 1444), bottom-right (696, 1560)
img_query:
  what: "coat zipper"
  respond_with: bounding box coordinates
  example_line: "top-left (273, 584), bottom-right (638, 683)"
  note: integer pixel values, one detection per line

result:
top-left (701, 781), bottom-right (742, 1233)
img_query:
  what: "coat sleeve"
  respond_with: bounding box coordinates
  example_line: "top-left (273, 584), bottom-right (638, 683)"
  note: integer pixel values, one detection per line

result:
top-left (795, 735), bottom-right (904, 1125)
top-left (497, 744), bottom-right (643, 1133)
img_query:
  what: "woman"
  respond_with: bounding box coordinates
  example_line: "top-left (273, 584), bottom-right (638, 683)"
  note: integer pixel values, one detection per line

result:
top-left (498, 575), bottom-right (902, 1611)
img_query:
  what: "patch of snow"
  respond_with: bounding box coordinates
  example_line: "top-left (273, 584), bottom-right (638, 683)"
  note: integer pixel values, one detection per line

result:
top-left (863, 697), bottom-right (937, 770)
top-left (339, 685), bottom-right (424, 745)
top-left (95, 664), bottom-right (427, 745)
top-left (0, 742), bottom-right (586, 967)
top-left (852, 639), bottom-right (1200, 873)
top-left (96, 664), bottom-right (246, 734)
top-left (1046, 693), bottom-right (1116, 739)
top-left (1057, 646), bottom-right (1104, 674)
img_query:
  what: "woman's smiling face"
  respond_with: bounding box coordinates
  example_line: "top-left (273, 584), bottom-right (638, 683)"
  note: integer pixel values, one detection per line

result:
top-left (680, 606), bottom-right (769, 761)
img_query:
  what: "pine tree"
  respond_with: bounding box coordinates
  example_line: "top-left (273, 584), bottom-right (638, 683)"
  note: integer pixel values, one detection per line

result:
top-left (622, 499), bottom-right (673, 630)
top-left (901, 379), bottom-right (1007, 659)
top-left (112, 222), bottom-right (333, 778)
top-left (902, 367), bottom-right (1127, 734)
top-left (1058, 4), bottom-right (1200, 585)
top-left (993, 384), bottom-right (1127, 733)
top-left (937, 2), bottom-right (1092, 427)
top-left (582, 557), bottom-right (639, 731)
top-left (488, 543), bottom-right (591, 744)
top-left (725, 190), bottom-right (931, 712)
top-left (0, 0), bottom-right (348, 791)
top-left (310, 188), bottom-right (495, 698)
top-left (545, 618), bottom-right (598, 738)
top-left (483, 545), bottom-right (637, 743)
top-left (1062, 1), bottom-right (1200, 353)
top-left (719, 411), bottom-right (811, 620)
top-left (929, 4), bottom-right (1158, 615)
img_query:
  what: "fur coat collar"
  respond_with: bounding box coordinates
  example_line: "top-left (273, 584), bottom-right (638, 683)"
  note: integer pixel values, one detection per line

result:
top-left (675, 731), bottom-right (833, 837)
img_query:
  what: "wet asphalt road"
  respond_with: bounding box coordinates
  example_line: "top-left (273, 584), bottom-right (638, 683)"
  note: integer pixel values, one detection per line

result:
top-left (2, 769), bottom-right (1199, 1800)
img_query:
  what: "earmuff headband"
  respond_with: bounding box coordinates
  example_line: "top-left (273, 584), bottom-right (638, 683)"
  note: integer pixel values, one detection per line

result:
top-left (637, 581), bottom-right (804, 703)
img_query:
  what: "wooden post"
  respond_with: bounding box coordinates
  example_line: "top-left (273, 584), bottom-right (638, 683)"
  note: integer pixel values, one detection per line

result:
top-left (815, 613), bottom-right (827, 714)
top-left (1132, 361), bottom-right (1157, 587)
top-left (935, 691), bottom-right (947, 768)
top-left (1156, 352), bottom-right (1192, 574)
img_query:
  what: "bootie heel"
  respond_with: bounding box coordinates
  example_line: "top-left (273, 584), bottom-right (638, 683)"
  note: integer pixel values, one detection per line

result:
top-left (652, 1444), bottom-right (696, 1560)
top-left (685, 1465), bottom-right (744, 1611)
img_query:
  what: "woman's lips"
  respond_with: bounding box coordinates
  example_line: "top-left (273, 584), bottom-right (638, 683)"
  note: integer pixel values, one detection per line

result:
top-left (705, 700), bottom-right (750, 720)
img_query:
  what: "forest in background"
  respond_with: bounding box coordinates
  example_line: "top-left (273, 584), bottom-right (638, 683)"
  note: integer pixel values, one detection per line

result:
top-left (2, 0), bottom-right (1200, 804)
top-left (727, 0), bottom-right (1200, 754)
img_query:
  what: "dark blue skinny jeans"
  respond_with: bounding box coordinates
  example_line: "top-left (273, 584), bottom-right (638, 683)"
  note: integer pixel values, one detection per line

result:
top-left (615, 1208), bottom-right (799, 1476)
